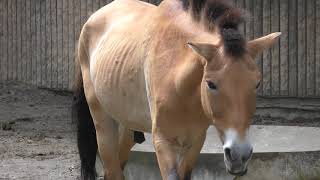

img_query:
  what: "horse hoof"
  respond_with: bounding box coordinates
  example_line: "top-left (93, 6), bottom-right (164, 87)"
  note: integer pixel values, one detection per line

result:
top-left (168, 168), bottom-right (179, 180)
top-left (96, 176), bottom-right (104, 180)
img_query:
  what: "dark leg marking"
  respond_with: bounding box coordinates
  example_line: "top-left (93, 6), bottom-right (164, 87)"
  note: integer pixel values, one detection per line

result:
top-left (133, 131), bottom-right (145, 144)
top-left (184, 170), bottom-right (192, 180)
top-left (121, 160), bottom-right (127, 170)
top-left (168, 168), bottom-right (179, 180)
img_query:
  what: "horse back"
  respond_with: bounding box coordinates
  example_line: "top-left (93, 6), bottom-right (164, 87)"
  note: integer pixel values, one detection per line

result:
top-left (82, 0), bottom-right (156, 57)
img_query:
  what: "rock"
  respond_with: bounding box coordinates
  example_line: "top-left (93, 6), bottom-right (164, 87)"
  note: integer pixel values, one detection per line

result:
top-left (1, 122), bottom-right (13, 131)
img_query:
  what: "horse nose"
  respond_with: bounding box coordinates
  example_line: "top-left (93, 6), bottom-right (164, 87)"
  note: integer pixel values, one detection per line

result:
top-left (223, 143), bottom-right (253, 163)
top-left (241, 146), bottom-right (253, 163)
top-left (224, 147), bottom-right (234, 161)
top-left (222, 129), bottom-right (252, 176)
top-left (223, 144), bottom-right (252, 176)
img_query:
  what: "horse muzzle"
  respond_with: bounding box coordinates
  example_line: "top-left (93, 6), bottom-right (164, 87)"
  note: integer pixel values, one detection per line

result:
top-left (223, 143), bottom-right (252, 176)
top-left (227, 167), bottom-right (248, 176)
top-left (222, 129), bottom-right (253, 177)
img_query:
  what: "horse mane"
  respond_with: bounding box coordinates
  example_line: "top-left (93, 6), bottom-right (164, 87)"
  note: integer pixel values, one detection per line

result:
top-left (180, 0), bottom-right (246, 56)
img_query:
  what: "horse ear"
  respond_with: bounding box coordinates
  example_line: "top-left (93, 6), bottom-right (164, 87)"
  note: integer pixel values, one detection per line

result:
top-left (247, 32), bottom-right (281, 60)
top-left (187, 42), bottom-right (219, 62)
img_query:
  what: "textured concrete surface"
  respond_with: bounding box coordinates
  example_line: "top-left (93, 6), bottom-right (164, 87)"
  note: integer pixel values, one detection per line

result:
top-left (124, 126), bottom-right (320, 180)
top-left (124, 151), bottom-right (320, 180)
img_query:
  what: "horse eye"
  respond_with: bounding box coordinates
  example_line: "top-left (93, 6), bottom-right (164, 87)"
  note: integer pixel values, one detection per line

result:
top-left (256, 81), bottom-right (261, 89)
top-left (207, 81), bottom-right (217, 90)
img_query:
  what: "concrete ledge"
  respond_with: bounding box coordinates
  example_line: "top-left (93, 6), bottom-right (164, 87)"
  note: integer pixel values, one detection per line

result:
top-left (125, 151), bottom-right (320, 180)
top-left (133, 126), bottom-right (320, 153)
top-left (124, 126), bottom-right (320, 179)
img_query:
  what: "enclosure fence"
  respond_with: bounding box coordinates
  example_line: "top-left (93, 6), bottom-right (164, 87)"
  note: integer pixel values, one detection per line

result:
top-left (0, 0), bottom-right (319, 97)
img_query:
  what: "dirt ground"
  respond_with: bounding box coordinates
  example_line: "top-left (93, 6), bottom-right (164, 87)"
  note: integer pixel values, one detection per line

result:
top-left (0, 82), bottom-right (319, 180)
top-left (0, 82), bottom-right (79, 180)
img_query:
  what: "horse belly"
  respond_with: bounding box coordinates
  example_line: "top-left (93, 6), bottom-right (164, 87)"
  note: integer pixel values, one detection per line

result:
top-left (92, 37), bottom-right (152, 133)
top-left (107, 67), bottom-right (152, 133)
top-left (87, 1), bottom-right (155, 133)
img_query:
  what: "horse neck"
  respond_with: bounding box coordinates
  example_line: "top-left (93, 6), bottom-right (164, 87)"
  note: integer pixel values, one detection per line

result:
top-left (158, 0), bottom-right (183, 14)
top-left (174, 51), bottom-right (214, 125)
top-left (153, 0), bottom-right (221, 98)
top-left (148, 0), bottom-right (215, 124)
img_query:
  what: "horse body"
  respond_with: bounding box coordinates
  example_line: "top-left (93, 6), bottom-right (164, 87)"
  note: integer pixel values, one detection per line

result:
top-left (83, 0), bottom-right (155, 132)
top-left (87, 0), bottom-right (215, 133)
top-left (75, 0), bottom-right (281, 179)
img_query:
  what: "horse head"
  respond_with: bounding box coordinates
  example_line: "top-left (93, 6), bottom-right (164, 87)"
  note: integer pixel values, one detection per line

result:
top-left (188, 32), bottom-right (281, 176)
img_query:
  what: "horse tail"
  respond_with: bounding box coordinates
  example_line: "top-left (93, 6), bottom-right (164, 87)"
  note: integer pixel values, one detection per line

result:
top-left (73, 28), bottom-right (97, 180)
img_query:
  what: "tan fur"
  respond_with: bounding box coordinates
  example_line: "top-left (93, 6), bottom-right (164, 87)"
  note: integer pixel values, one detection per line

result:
top-left (76, 0), bottom-right (280, 179)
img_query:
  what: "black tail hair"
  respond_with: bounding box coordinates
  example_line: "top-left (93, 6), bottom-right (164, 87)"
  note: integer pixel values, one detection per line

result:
top-left (72, 71), bottom-right (97, 180)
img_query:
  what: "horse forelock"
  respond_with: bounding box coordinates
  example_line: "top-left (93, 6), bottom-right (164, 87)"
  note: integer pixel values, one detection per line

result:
top-left (179, 0), bottom-right (246, 57)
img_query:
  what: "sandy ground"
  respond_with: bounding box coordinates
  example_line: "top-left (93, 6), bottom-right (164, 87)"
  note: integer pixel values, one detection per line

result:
top-left (0, 82), bottom-right (79, 180)
top-left (0, 82), bottom-right (319, 180)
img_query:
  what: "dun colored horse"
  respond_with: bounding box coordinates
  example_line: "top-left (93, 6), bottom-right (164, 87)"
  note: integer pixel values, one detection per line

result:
top-left (73, 0), bottom-right (280, 179)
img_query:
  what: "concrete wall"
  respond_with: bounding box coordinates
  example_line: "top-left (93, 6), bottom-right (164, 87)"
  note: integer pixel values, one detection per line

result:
top-left (124, 151), bottom-right (320, 180)
top-left (0, 0), bottom-right (319, 97)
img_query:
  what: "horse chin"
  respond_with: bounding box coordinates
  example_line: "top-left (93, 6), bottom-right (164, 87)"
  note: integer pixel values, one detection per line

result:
top-left (227, 168), bottom-right (248, 177)
top-left (224, 158), bottom-right (248, 177)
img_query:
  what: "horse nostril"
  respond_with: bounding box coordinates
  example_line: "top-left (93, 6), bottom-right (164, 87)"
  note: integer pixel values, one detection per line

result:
top-left (224, 147), bottom-right (232, 161)
top-left (242, 148), bottom-right (253, 162)
top-left (241, 156), bottom-right (247, 163)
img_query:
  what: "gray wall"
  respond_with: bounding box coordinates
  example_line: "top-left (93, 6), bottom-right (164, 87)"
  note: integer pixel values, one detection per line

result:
top-left (0, 0), bottom-right (319, 97)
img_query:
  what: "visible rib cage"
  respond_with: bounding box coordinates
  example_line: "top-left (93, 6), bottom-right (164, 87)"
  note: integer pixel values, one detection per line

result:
top-left (180, 0), bottom-right (246, 56)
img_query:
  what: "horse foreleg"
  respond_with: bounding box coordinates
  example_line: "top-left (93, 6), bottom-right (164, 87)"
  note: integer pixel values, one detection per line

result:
top-left (153, 130), bottom-right (192, 180)
top-left (177, 131), bottom-right (206, 180)
top-left (153, 133), bottom-right (180, 180)
top-left (153, 129), bottom-right (207, 180)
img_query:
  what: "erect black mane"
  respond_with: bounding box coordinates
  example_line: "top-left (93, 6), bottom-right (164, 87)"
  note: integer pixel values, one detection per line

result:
top-left (180, 0), bottom-right (246, 56)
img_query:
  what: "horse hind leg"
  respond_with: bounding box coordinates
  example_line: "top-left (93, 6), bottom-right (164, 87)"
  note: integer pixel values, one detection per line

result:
top-left (118, 126), bottom-right (136, 170)
top-left (91, 108), bottom-right (124, 180)
top-left (95, 154), bottom-right (104, 179)
top-left (94, 125), bottom-right (132, 179)
top-left (119, 126), bottom-right (146, 170)
top-left (95, 125), bottom-right (145, 179)
top-left (74, 79), bottom-right (124, 180)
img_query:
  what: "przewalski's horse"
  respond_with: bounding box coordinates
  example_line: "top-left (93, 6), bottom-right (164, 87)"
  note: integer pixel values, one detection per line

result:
top-left (73, 0), bottom-right (281, 179)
